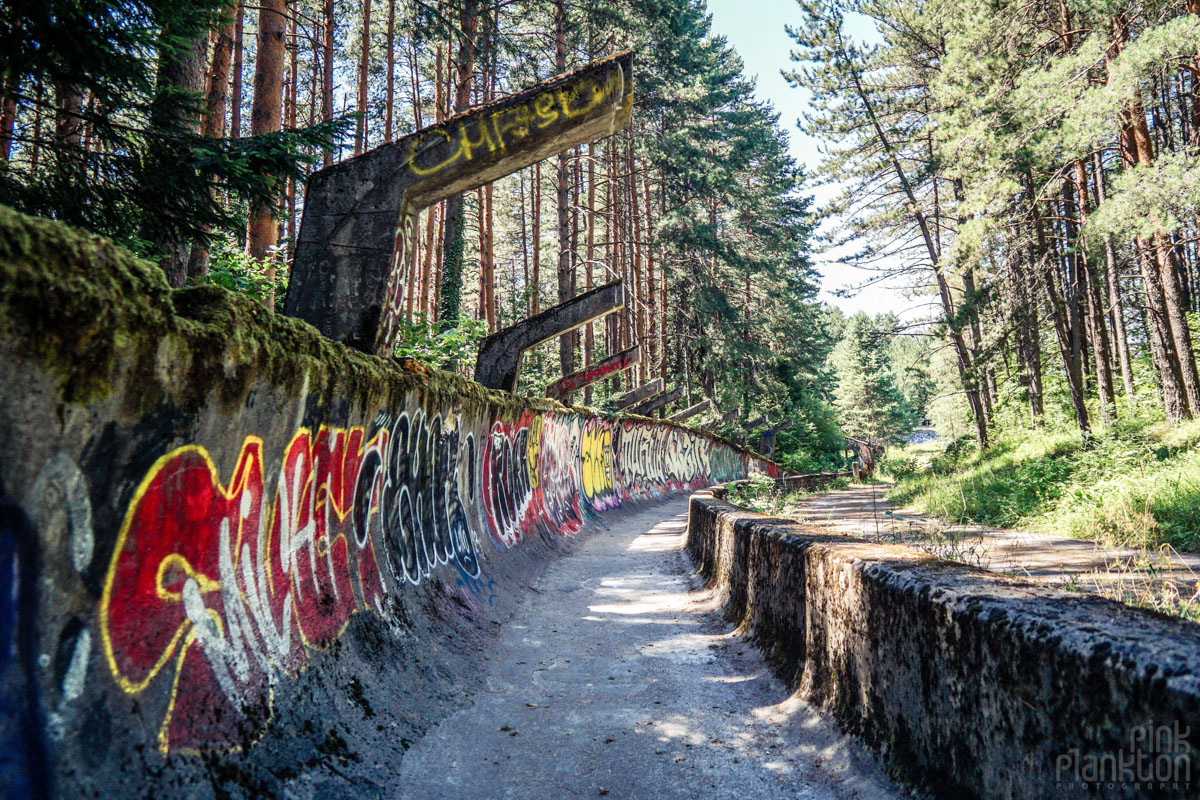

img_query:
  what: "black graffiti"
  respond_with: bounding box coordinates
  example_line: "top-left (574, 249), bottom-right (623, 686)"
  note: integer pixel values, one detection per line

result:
top-left (353, 411), bottom-right (479, 586)
top-left (483, 424), bottom-right (533, 547)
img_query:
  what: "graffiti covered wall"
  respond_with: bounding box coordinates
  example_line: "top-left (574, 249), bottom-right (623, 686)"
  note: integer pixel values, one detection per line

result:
top-left (0, 207), bottom-right (772, 798)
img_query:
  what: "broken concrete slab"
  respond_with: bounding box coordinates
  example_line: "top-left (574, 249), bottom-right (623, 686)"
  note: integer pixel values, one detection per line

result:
top-left (545, 345), bottom-right (639, 402)
top-left (629, 385), bottom-right (684, 417)
top-left (285, 52), bottom-right (634, 354)
top-left (474, 280), bottom-right (624, 393)
top-left (613, 378), bottom-right (663, 410)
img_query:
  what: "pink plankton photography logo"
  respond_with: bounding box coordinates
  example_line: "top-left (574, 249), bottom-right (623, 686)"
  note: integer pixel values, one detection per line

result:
top-left (1056, 723), bottom-right (1192, 793)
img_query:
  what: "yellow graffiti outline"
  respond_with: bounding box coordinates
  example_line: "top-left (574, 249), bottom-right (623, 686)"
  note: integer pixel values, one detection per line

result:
top-left (526, 416), bottom-right (542, 491)
top-left (155, 554), bottom-right (220, 601)
top-left (533, 92), bottom-right (559, 128)
top-left (100, 439), bottom-right (263, 697)
top-left (407, 128), bottom-right (460, 176)
top-left (456, 120), bottom-right (496, 161)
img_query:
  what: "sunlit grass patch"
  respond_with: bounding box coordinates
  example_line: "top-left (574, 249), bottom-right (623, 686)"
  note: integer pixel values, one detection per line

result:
top-left (889, 418), bottom-right (1200, 551)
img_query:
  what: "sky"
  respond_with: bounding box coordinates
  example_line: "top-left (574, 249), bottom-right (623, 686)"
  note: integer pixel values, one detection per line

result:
top-left (704, 0), bottom-right (923, 320)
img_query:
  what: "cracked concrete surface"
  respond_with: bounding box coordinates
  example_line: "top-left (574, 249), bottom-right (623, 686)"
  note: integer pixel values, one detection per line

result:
top-left (397, 497), bottom-right (907, 800)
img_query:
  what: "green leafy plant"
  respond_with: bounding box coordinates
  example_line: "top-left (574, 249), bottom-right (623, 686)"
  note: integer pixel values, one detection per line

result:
top-left (203, 236), bottom-right (288, 311)
top-left (725, 472), bottom-right (784, 514)
top-left (392, 314), bottom-right (489, 373)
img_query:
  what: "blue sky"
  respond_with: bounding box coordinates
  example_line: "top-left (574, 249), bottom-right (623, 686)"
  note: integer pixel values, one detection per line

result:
top-left (705, 0), bottom-right (918, 319)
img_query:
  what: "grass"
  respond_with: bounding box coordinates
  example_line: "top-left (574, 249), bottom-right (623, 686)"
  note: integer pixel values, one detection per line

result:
top-left (724, 472), bottom-right (850, 516)
top-left (887, 418), bottom-right (1200, 552)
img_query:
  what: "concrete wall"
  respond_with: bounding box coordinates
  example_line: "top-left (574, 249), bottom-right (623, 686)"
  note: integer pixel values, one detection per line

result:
top-left (0, 207), bottom-right (772, 799)
top-left (687, 486), bottom-right (1200, 800)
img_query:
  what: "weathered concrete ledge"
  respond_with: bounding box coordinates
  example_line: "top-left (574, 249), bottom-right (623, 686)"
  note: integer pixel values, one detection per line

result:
top-left (686, 485), bottom-right (1200, 800)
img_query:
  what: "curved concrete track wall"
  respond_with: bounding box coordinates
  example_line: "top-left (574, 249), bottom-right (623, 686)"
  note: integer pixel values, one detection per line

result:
top-left (687, 485), bottom-right (1200, 800)
top-left (0, 208), bottom-right (771, 799)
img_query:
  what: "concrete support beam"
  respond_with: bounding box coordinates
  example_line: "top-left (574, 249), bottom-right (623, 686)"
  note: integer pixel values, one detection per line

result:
top-left (668, 400), bottom-right (711, 423)
top-left (758, 429), bottom-right (778, 460)
top-left (613, 378), bottom-right (663, 410)
top-left (629, 385), bottom-right (684, 417)
top-left (474, 281), bottom-right (624, 392)
top-left (742, 416), bottom-right (766, 430)
top-left (285, 53), bottom-right (634, 354)
top-left (701, 409), bottom-right (739, 432)
top-left (545, 346), bottom-right (640, 402)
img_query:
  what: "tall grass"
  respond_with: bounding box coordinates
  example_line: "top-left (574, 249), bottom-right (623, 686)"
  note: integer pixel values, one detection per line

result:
top-left (888, 419), bottom-right (1200, 551)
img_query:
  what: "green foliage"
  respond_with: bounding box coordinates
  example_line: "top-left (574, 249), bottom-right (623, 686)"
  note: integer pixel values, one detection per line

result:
top-left (889, 418), bottom-right (1200, 550)
top-left (202, 236), bottom-right (288, 311)
top-left (831, 313), bottom-right (917, 445)
top-left (880, 455), bottom-right (918, 482)
top-left (725, 473), bottom-right (785, 515)
top-left (0, 0), bottom-right (351, 264)
top-left (393, 314), bottom-right (488, 373)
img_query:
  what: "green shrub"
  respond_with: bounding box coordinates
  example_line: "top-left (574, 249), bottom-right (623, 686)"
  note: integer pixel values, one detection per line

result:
top-left (881, 455), bottom-right (918, 482)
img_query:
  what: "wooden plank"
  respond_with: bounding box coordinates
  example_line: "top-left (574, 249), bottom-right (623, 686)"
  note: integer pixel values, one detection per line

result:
top-left (668, 399), bottom-right (711, 423)
top-left (701, 409), bottom-right (739, 431)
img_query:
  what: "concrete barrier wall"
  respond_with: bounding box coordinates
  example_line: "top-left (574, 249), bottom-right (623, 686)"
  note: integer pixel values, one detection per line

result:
top-left (0, 207), bottom-right (773, 799)
top-left (687, 486), bottom-right (1200, 800)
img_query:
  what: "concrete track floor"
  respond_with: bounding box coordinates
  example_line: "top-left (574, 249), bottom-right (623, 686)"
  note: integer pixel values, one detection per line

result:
top-left (397, 497), bottom-right (906, 800)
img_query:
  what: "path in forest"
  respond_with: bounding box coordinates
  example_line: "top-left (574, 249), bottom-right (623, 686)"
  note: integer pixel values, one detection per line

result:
top-left (397, 497), bottom-right (904, 800)
top-left (792, 483), bottom-right (1200, 598)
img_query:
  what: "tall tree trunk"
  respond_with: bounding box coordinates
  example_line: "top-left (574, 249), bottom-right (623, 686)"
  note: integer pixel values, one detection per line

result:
top-left (583, 142), bottom-right (597, 405)
top-left (145, 20), bottom-right (208, 286)
top-left (1093, 151), bottom-right (1135, 400)
top-left (0, 71), bottom-right (17, 165)
top-left (230, 1), bottom-right (244, 138)
top-left (186, 7), bottom-right (236, 282)
top-left (961, 267), bottom-right (994, 421)
top-left (286, 3), bottom-right (299, 259)
top-left (355, 0), bottom-right (372, 155)
top-left (321, 0), bottom-right (334, 166)
top-left (1012, 245), bottom-right (1044, 423)
top-left (247, 0), bottom-right (287, 305)
top-left (1028, 174), bottom-right (1091, 436)
top-left (385, 0), bottom-right (395, 143)
top-left (437, 0), bottom-right (478, 331)
top-left (642, 166), bottom-right (657, 387)
top-left (532, 160), bottom-right (542, 314)
top-left (54, 85), bottom-right (83, 146)
top-left (1072, 159), bottom-right (1117, 423)
top-left (628, 141), bottom-right (645, 382)
top-left (554, 0), bottom-right (574, 376)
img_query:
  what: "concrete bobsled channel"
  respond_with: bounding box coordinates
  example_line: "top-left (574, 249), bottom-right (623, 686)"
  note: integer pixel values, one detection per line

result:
top-left (0, 207), bottom-right (775, 799)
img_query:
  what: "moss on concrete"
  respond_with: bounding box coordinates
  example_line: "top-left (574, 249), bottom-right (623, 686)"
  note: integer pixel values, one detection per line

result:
top-left (0, 205), bottom-right (174, 402)
top-left (0, 206), bottom-right (582, 421)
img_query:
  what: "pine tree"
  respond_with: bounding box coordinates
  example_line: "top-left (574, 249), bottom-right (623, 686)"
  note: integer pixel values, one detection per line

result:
top-left (832, 314), bottom-right (914, 444)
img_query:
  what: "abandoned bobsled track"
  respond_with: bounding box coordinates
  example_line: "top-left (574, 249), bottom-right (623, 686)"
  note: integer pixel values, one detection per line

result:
top-left (3, 170), bottom-right (1200, 800)
top-left (5, 203), bottom-right (1200, 800)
